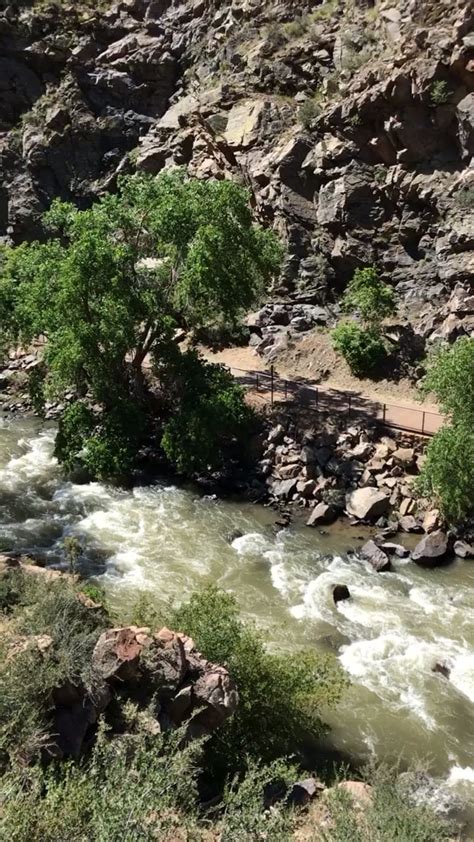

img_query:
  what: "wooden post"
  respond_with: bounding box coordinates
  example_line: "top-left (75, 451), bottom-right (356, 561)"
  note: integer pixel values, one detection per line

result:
top-left (270, 365), bottom-right (274, 407)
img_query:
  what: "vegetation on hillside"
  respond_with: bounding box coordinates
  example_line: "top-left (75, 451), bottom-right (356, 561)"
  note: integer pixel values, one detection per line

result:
top-left (0, 172), bottom-right (282, 480)
top-left (418, 337), bottom-right (474, 523)
top-left (331, 266), bottom-right (396, 376)
top-left (0, 570), bottom-right (456, 841)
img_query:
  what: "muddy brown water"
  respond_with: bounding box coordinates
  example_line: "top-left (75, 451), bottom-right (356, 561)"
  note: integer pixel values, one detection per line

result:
top-left (1, 416), bottom-right (473, 829)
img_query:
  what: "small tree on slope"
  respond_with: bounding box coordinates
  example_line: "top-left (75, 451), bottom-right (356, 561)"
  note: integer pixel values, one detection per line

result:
top-left (331, 266), bottom-right (396, 377)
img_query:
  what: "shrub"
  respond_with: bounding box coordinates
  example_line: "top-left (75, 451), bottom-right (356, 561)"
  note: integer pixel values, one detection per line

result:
top-left (331, 322), bottom-right (387, 377)
top-left (170, 586), bottom-right (347, 778)
top-left (298, 97), bottom-right (322, 129)
top-left (283, 16), bottom-right (308, 39)
top-left (417, 421), bottom-right (474, 523)
top-left (421, 337), bottom-right (474, 424)
top-left (430, 80), bottom-right (450, 106)
top-left (342, 266), bottom-right (396, 328)
top-left (417, 339), bottom-right (474, 522)
top-left (455, 188), bottom-right (474, 210)
top-left (0, 720), bottom-right (204, 842)
top-left (321, 766), bottom-right (454, 841)
top-left (0, 572), bottom-right (108, 766)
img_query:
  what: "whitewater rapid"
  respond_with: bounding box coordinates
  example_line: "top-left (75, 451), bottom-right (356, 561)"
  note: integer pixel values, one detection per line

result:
top-left (1, 417), bottom-right (473, 817)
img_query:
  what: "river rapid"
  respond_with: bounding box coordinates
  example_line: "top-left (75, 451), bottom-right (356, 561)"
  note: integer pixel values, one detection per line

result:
top-left (1, 416), bottom-right (474, 823)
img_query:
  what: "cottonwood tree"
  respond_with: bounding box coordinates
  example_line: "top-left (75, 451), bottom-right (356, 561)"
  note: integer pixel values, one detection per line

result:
top-left (418, 337), bottom-right (474, 523)
top-left (1, 171), bottom-right (282, 478)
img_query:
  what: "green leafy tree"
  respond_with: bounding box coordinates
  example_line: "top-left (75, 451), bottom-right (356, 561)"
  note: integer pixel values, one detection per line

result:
top-left (331, 322), bottom-right (386, 378)
top-left (170, 586), bottom-right (347, 779)
top-left (418, 338), bottom-right (474, 522)
top-left (331, 266), bottom-right (396, 377)
top-left (1, 172), bottom-right (281, 478)
top-left (342, 266), bottom-right (396, 328)
top-left (421, 337), bottom-right (474, 425)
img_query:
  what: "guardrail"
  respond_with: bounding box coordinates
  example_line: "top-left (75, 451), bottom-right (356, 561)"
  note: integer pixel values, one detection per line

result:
top-left (227, 365), bottom-right (443, 437)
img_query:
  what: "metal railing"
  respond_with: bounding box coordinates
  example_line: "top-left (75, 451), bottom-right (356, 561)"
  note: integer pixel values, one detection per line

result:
top-left (227, 365), bottom-right (443, 437)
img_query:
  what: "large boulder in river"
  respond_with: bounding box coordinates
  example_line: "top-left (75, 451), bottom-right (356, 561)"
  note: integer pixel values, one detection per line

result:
top-left (307, 502), bottom-right (339, 526)
top-left (361, 540), bottom-right (392, 572)
top-left (333, 584), bottom-right (351, 604)
top-left (411, 530), bottom-right (450, 567)
top-left (346, 488), bottom-right (390, 521)
top-left (453, 540), bottom-right (474, 559)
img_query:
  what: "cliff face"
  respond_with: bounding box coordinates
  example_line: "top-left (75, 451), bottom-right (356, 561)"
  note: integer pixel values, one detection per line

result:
top-left (1, 0), bottom-right (473, 342)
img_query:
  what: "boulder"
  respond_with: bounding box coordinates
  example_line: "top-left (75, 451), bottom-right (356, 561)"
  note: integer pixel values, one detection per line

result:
top-left (411, 530), bottom-right (450, 567)
top-left (307, 502), bottom-right (339, 527)
top-left (346, 488), bottom-right (390, 521)
top-left (267, 424), bottom-right (285, 444)
top-left (454, 540), bottom-right (474, 559)
top-left (381, 542), bottom-right (409, 558)
top-left (272, 478), bottom-right (298, 499)
top-left (457, 93), bottom-right (474, 159)
top-left (287, 778), bottom-right (324, 807)
top-left (333, 584), bottom-right (351, 604)
top-left (398, 515), bottom-right (422, 533)
top-left (361, 540), bottom-right (392, 572)
top-left (422, 509), bottom-right (441, 533)
top-left (92, 626), bottom-right (150, 683)
top-left (432, 662), bottom-right (451, 679)
top-left (337, 781), bottom-right (373, 808)
top-left (392, 447), bottom-right (415, 468)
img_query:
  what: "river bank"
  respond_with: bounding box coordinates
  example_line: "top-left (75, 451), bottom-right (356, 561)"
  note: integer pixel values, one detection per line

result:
top-left (1, 414), bottom-right (474, 830)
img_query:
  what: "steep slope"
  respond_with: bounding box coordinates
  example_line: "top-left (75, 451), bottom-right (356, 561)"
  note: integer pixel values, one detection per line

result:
top-left (0, 0), bottom-right (473, 347)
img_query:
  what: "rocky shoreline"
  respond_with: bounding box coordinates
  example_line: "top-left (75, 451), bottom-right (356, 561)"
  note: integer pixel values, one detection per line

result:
top-left (260, 413), bottom-right (474, 563)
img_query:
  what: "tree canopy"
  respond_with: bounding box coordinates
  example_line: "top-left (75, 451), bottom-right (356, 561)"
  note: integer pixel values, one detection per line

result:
top-left (418, 337), bottom-right (474, 523)
top-left (1, 171), bottom-right (282, 478)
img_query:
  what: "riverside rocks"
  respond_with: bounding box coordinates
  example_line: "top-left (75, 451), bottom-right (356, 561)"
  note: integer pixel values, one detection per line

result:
top-left (361, 540), bottom-right (392, 573)
top-left (346, 488), bottom-right (390, 522)
top-left (454, 540), bottom-right (474, 558)
top-left (411, 530), bottom-right (450, 567)
top-left (263, 419), bottom-right (434, 531)
top-left (12, 618), bottom-right (237, 759)
top-left (92, 625), bottom-right (238, 740)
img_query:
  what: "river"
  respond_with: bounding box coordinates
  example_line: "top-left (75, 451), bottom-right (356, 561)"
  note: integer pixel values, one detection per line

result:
top-left (1, 415), bottom-right (474, 825)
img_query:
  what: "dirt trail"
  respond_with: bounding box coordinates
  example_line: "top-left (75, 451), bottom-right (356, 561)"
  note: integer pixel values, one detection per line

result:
top-left (199, 342), bottom-right (439, 415)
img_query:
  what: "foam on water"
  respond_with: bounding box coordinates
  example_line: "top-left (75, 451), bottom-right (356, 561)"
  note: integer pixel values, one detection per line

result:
top-left (1, 419), bottom-right (474, 812)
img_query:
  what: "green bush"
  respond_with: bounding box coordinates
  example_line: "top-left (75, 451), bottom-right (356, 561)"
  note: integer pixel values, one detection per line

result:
top-left (430, 80), bottom-right (450, 106)
top-left (0, 571), bottom-right (108, 766)
top-left (298, 97), bottom-right (322, 129)
top-left (455, 188), bottom-right (474, 210)
top-left (417, 338), bottom-right (474, 522)
top-left (417, 421), bottom-right (474, 523)
top-left (342, 267), bottom-right (396, 328)
top-left (322, 766), bottom-right (454, 841)
top-left (331, 322), bottom-right (387, 377)
top-left (421, 337), bottom-right (474, 425)
top-left (170, 586), bottom-right (347, 778)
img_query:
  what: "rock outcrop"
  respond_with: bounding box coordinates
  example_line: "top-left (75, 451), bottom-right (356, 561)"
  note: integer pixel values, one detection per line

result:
top-left (0, 0), bottom-right (472, 353)
top-left (92, 625), bottom-right (238, 740)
